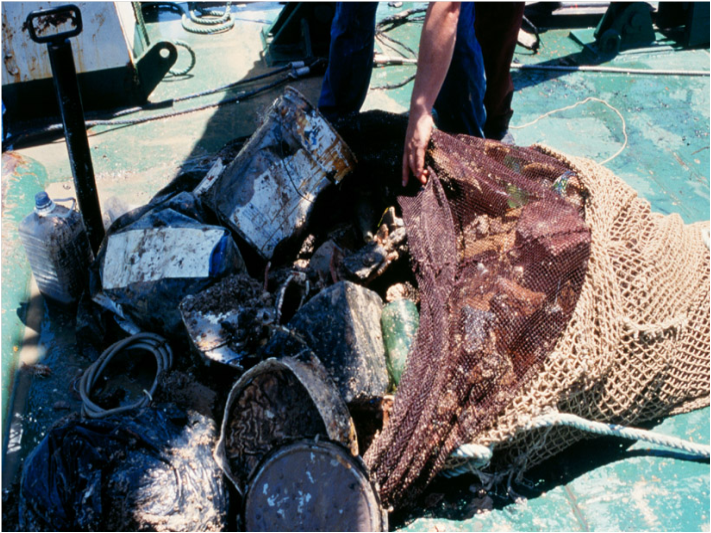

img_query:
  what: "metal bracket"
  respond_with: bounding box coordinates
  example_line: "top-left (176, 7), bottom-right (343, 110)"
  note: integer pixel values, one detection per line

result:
top-left (135, 41), bottom-right (178, 101)
top-left (594, 2), bottom-right (656, 55)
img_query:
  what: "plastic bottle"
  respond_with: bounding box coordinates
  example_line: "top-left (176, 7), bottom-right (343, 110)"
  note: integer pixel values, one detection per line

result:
top-left (19, 191), bottom-right (94, 304)
top-left (381, 299), bottom-right (420, 388)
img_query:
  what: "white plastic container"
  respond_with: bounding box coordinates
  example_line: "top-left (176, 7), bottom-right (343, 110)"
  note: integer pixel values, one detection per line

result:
top-left (19, 192), bottom-right (94, 304)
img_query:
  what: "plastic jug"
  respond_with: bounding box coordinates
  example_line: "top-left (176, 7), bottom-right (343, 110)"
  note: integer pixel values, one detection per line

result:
top-left (19, 191), bottom-right (94, 304)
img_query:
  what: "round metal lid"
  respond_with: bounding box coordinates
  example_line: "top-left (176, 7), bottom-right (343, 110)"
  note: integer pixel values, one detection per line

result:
top-left (244, 440), bottom-right (386, 532)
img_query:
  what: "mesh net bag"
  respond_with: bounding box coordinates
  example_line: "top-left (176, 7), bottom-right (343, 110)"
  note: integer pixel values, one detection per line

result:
top-left (363, 130), bottom-right (710, 510)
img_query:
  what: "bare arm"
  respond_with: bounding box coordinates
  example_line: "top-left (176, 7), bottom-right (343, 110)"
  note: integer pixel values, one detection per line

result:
top-left (402, 2), bottom-right (460, 186)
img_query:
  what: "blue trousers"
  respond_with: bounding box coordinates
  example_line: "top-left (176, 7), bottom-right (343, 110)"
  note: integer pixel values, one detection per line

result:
top-left (319, 2), bottom-right (486, 138)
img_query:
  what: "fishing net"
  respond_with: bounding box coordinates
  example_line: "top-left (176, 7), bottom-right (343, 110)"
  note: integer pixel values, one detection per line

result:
top-left (364, 130), bottom-right (710, 510)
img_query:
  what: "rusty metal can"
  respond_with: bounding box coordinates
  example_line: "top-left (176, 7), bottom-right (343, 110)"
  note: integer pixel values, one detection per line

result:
top-left (197, 86), bottom-right (357, 260)
top-left (244, 440), bottom-right (387, 532)
top-left (214, 355), bottom-right (358, 496)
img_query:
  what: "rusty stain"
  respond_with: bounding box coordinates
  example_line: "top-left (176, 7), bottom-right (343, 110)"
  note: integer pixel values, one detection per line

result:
top-left (22, 12), bottom-right (73, 35)
top-left (2, 152), bottom-right (25, 176)
top-left (2, 13), bottom-right (22, 82)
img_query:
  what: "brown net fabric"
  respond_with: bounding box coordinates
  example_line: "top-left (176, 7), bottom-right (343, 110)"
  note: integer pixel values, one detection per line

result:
top-left (364, 129), bottom-right (710, 509)
top-left (464, 145), bottom-right (710, 477)
top-left (364, 131), bottom-right (593, 509)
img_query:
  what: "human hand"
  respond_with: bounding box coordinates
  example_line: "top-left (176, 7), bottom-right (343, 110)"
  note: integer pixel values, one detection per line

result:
top-left (402, 107), bottom-right (434, 187)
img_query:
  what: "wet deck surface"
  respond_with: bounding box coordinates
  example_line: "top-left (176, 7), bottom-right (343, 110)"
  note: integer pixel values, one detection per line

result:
top-left (2, 2), bottom-right (709, 531)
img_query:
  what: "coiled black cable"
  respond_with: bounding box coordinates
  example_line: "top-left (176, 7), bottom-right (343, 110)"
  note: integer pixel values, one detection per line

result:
top-left (79, 332), bottom-right (173, 419)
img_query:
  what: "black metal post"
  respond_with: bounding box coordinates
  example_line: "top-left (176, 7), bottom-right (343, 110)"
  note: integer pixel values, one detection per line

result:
top-left (26, 5), bottom-right (104, 253)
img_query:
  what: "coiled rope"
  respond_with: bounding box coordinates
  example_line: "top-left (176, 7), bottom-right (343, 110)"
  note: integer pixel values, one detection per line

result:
top-left (182, 3), bottom-right (235, 35)
top-left (169, 40), bottom-right (197, 77)
top-left (131, 3), bottom-right (196, 77)
top-left (79, 333), bottom-right (173, 419)
top-left (443, 411), bottom-right (710, 478)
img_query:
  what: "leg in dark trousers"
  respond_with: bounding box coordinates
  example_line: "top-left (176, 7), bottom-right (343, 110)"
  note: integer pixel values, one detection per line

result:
top-left (474, 3), bottom-right (525, 140)
top-left (318, 2), bottom-right (379, 120)
top-left (434, 2), bottom-right (487, 138)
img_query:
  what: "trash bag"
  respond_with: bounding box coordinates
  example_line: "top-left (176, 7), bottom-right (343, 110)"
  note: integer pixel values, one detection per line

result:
top-left (19, 405), bottom-right (228, 532)
top-left (90, 191), bottom-right (246, 337)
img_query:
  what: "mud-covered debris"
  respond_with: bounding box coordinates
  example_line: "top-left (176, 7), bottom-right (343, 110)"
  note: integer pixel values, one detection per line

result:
top-left (275, 271), bottom-right (310, 324)
top-left (244, 440), bottom-right (387, 532)
top-left (20, 406), bottom-right (227, 532)
top-left (179, 274), bottom-right (274, 368)
top-left (348, 395), bottom-right (395, 454)
top-left (355, 192), bottom-right (380, 243)
top-left (342, 222), bottom-right (408, 283)
top-left (21, 363), bottom-right (52, 378)
top-left (287, 281), bottom-right (389, 403)
top-left (386, 282), bottom-right (420, 304)
top-left (215, 356), bottom-right (357, 494)
top-left (180, 272), bottom-right (270, 316)
top-left (52, 401), bottom-right (71, 411)
top-left (201, 87), bottom-right (357, 260)
top-left (308, 239), bottom-right (340, 283)
top-left (91, 191), bottom-right (246, 337)
top-left (153, 370), bottom-right (217, 419)
top-left (297, 234), bottom-right (317, 259)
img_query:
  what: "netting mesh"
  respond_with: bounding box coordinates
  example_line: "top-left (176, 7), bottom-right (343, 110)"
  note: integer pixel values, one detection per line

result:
top-left (364, 131), bottom-right (592, 508)
top-left (363, 131), bottom-right (710, 510)
top-left (469, 144), bottom-right (710, 475)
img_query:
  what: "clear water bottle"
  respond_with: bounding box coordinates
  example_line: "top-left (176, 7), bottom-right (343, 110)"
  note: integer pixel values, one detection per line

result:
top-left (19, 191), bottom-right (94, 305)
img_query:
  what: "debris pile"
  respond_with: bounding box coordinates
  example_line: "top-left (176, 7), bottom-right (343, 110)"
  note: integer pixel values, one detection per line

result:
top-left (15, 88), bottom-right (710, 531)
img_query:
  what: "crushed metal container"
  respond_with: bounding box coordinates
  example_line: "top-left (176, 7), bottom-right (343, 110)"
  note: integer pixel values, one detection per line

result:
top-left (286, 281), bottom-right (389, 403)
top-left (196, 86), bottom-right (357, 260)
top-left (179, 274), bottom-right (274, 369)
top-left (214, 355), bottom-right (358, 496)
top-left (244, 440), bottom-right (387, 532)
top-left (91, 192), bottom-right (246, 336)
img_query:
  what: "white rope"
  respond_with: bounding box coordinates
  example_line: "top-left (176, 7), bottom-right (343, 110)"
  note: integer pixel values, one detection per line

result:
top-left (443, 411), bottom-right (709, 477)
top-left (510, 62), bottom-right (710, 77)
top-left (510, 96), bottom-right (628, 165)
top-left (525, 412), bottom-right (711, 458)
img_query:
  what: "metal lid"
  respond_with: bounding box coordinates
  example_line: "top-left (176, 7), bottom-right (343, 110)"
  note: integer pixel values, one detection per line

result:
top-left (244, 440), bottom-right (387, 532)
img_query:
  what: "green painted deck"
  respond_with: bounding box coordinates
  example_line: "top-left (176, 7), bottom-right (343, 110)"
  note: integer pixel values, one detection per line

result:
top-left (2, 3), bottom-right (709, 530)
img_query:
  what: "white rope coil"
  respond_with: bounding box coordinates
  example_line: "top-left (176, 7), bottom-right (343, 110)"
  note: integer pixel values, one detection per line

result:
top-left (510, 96), bottom-right (628, 165)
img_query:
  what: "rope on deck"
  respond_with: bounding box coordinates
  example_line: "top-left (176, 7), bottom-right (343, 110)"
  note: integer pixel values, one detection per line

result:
top-left (510, 96), bottom-right (628, 165)
top-left (169, 40), bottom-right (197, 77)
top-left (443, 411), bottom-right (710, 478)
top-left (510, 62), bottom-right (710, 76)
top-left (181, 3), bottom-right (235, 35)
top-left (524, 412), bottom-right (711, 458)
